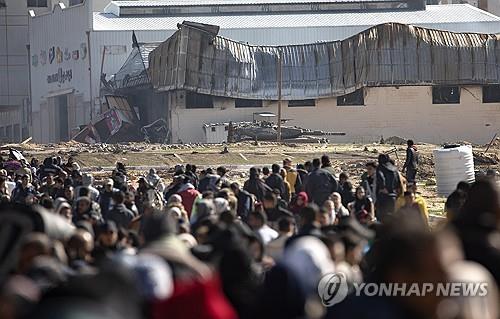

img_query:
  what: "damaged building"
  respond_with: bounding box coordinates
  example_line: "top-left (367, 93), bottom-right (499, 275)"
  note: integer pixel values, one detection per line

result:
top-left (28, 0), bottom-right (500, 143)
top-left (142, 21), bottom-right (500, 144)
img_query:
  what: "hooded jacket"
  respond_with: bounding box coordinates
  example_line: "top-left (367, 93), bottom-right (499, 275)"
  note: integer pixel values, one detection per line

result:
top-left (38, 158), bottom-right (63, 179)
top-left (376, 155), bottom-right (400, 197)
top-left (177, 183), bottom-right (200, 217)
top-left (305, 168), bottom-right (339, 206)
top-left (243, 173), bottom-right (272, 202)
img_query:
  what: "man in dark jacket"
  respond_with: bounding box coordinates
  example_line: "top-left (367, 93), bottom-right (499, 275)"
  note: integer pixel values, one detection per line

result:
top-left (305, 158), bottom-right (339, 206)
top-left (361, 162), bottom-right (377, 202)
top-left (12, 174), bottom-right (37, 204)
top-left (244, 167), bottom-right (271, 202)
top-left (296, 163), bottom-right (309, 193)
top-left (230, 182), bottom-right (254, 221)
top-left (263, 192), bottom-right (293, 227)
top-left (402, 139), bottom-right (418, 184)
top-left (99, 179), bottom-right (116, 219)
top-left (265, 164), bottom-right (285, 197)
top-left (38, 157), bottom-right (63, 180)
top-left (198, 168), bottom-right (220, 193)
top-left (185, 164), bottom-right (199, 189)
top-left (321, 155), bottom-right (336, 177)
top-left (106, 191), bottom-right (134, 229)
top-left (376, 154), bottom-right (401, 222)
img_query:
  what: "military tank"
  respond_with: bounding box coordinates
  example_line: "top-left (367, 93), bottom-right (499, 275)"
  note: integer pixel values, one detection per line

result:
top-left (228, 121), bottom-right (345, 142)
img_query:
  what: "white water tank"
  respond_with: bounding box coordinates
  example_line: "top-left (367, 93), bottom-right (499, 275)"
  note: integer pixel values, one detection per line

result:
top-left (433, 145), bottom-right (475, 196)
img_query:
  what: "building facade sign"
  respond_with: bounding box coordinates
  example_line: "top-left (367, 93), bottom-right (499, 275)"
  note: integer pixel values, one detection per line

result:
top-left (47, 68), bottom-right (73, 84)
top-left (31, 43), bottom-right (87, 68)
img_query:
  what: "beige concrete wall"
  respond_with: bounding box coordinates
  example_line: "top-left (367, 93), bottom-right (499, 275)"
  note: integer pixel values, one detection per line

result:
top-left (170, 86), bottom-right (500, 145)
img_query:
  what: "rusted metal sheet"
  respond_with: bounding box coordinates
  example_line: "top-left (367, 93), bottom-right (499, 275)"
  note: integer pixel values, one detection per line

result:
top-left (149, 21), bottom-right (500, 100)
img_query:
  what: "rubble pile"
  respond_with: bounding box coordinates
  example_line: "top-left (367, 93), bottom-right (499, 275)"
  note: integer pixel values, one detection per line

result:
top-left (416, 154), bottom-right (435, 179)
top-left (473, 152), bottom-right (500, 165)
top-left (485, 137), bottom-right (500, 150)
top-left (384, 136), bottom-right (407, 145)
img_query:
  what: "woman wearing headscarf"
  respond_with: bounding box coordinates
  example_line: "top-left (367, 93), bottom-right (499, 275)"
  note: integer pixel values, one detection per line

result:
top-left (288, 192), bottom-right (308, 215)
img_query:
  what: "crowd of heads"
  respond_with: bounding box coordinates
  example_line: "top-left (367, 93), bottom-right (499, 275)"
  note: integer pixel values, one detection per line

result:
top-left (0, 148), bottom-right (499, 319)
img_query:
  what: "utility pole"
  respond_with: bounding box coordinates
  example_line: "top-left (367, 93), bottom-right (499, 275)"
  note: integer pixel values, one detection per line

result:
top-left (86, 31), bottom-right (93, 121)
top-left (277, 48), bottom-right (282, 143)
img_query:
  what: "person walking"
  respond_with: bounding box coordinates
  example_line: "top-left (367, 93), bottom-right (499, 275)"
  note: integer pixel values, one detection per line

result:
top-left (402, 139), bottom-right (419, 184)
top-left (305, 158), bottom-right (339, 207)
top-left (243, 167), bottom-right (271, 202)
top-left (283, 158), bottom-right (302, 196)
top-left (106, 191), bottom-right (135, 229)
top-left (265, 164), bottom-right (285, 198)
top-left (375, 154), bottom-right (401, 222)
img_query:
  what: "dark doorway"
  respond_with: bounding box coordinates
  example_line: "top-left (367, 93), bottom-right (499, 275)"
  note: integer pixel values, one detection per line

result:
top-left (57, 95), bottom-right (69, 141)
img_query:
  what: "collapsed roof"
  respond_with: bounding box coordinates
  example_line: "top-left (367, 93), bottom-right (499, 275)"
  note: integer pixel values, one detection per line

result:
top-left (113, 41), bottom-right (161, 89)
top-left (148, 21), bottom-right (500, 100)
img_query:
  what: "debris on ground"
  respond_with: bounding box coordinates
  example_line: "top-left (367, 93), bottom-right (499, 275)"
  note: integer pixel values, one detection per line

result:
top-left (385, 136), bottom-right (407, 145)
top-left (484, 137), bottom-right (500, 151)
top-left (473, 152), bottom-right (499, 165)
top-left (141, 119), bottom-right (170, 144)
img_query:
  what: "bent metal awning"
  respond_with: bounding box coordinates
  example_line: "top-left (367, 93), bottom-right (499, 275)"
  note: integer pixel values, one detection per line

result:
top-left (148, 21), bottom-right (500, 100)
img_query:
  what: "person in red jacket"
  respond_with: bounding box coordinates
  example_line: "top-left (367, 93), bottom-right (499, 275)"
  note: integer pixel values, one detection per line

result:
top-left (152, 275), bottom-right (238, 319)
top-left (176, 176), bottom-right (200, 218)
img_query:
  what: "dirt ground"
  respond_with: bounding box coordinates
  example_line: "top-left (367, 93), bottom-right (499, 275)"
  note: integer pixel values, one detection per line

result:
top-left (3, 137), bottom-right (500, 217)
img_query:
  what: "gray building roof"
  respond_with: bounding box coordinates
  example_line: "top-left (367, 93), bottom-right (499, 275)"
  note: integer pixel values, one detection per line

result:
top-left (94, 4), bottom-right (500, 31)
top-left (111, 0), bottom-right (408, 6)
top-left (105, 0), bottom-right (427, 20)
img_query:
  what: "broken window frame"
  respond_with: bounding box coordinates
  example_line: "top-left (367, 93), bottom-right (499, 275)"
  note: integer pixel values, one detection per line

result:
top-left (235, 98), bottom-right (263, 108)
top-left (432, 86), bottom-right (460, 104)
top-left (185, 92), bottom-right (214, 109)
top-left (68, 0), bottom-right (84, 6)
top-left (482, 85), bottom-right (500, 103)
top-left (288, 99), bottom-right (316, 107)
top-left (337, 88), bottom-right (365, 106)
top-left (27, 0), bottom-right (47, 7)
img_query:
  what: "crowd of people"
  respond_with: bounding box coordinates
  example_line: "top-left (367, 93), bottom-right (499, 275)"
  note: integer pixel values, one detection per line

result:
top-left (0, 140), bottom-right (499, 319)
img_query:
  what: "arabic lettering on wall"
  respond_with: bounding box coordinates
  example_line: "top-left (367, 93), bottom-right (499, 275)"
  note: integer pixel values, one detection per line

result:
top-left (47, 68), bottom-right (73, 84)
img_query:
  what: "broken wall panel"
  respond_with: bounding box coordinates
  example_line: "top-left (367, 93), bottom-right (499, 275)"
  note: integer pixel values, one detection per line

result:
top-left (485, 38), bottom-right (498, 82)
top-left (404, 27), bottom-right (418, 83)
top-left (149, 22), bottom-right (500, 100)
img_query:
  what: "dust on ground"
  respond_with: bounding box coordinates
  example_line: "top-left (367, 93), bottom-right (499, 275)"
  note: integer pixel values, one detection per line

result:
top-left (3, 138), bottom-right (500, 217)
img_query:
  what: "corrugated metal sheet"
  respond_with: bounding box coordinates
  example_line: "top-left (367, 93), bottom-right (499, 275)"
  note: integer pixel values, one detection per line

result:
top-left (149, 22), bottom-right (500, 99)
top-left (140, 42), bottom-right (162, 68)
top-left (93, 5), bottom-right (500, 32)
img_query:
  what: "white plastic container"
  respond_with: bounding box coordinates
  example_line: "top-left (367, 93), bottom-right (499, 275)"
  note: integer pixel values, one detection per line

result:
top-left (433, 145), bottom-right (475, 197)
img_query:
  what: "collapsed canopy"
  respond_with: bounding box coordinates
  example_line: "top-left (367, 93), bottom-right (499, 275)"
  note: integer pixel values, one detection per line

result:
top-left (148, 21), bottom-right (500, 100)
